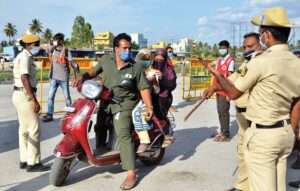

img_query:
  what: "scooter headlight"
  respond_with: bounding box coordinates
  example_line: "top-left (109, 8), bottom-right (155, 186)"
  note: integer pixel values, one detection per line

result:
top-left (81, 80), bottom-right (102, 99)
top-left (71, 105), bottom-right (90, 128)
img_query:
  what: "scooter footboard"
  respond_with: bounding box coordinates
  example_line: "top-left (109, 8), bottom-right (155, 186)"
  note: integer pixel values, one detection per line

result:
top-left (54, 134), bottom-right (83, 159)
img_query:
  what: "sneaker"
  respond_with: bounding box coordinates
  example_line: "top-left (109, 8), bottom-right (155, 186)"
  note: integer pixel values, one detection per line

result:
top-left (19, 162), bottom-right (27, 169)
top-left (42, 115), bottom-right (53, 122)
top-left (26, 163), bottom-right (51, 172)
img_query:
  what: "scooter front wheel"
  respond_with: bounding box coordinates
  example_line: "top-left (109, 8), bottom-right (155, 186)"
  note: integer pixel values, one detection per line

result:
top-left (49, 157), bottom-right (74, 186)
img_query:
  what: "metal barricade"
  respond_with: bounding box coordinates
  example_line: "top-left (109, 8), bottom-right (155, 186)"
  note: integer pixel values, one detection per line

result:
top-left (35, 57), bottom-right (95, 114)
top-left (182, 58), bottom-right (214, 101)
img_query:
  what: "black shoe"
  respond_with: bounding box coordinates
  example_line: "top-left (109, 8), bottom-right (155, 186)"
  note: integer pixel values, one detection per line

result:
top-left (291, 158), bottom-right (300, 169)
top-left (19, 162), bottom-right (27, 169)
top-left (26, 163), bottom-right (51, 172)
top-left (289, 180), bottom-right (300, 189)
top-left (42, 115), bottom-right (53, 122)
top-left (225, 188), bottom-right (242, 191)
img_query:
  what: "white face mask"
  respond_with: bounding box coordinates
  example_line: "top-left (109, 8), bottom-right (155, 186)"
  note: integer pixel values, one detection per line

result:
top-left (259, 32), bottom-right (268, 49)
top-left (53, 41), bottom-right (58, 46)
top-left (218, 49), bottom-right (228, 56)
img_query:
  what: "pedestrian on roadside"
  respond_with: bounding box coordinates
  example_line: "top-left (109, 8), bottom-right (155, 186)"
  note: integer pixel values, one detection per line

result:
top-left (41, 33), bottom-right (76, 122)
top-left (210, 40), bottom-right (235, 142)
top-left (204, 32), bottom-right (262, 191)
top-left (12, 33), bottom-right (51, 172)
top-left (202, 7), bottom-right (300, 191)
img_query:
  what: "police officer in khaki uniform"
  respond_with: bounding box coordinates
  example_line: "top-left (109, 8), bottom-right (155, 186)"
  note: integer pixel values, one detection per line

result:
top-left (12, 33), bottom-right (50, 172)
top-left (204, 32), bottom-right (261, 191)
top-left (72, 33), bottom-right (152, 190)
top-left (202, 7), bottom-right (300, 191)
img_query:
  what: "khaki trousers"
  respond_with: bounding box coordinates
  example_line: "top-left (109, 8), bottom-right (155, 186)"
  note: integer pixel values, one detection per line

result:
top-left (244, 121), bottom-right (294, 191)
top-left (234, 111), bottom-right (249, 191)
top-left (12, 91), bottom-right (41, 165)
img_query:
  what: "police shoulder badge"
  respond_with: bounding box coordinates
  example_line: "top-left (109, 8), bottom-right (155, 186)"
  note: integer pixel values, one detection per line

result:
top-left (241, 67), bottom-right (248, 77)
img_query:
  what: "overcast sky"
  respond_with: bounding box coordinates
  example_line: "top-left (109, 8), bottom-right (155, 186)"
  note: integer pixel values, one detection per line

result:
top-left (1, 0), bottom-right (300, 45)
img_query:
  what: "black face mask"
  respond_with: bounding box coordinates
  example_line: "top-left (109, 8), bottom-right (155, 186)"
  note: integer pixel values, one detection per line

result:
top-left (243, 50), bottom-right (255, 61)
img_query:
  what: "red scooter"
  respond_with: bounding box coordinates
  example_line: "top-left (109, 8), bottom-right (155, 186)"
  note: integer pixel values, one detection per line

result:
top-left (49, 80), bottom-right (175, 186)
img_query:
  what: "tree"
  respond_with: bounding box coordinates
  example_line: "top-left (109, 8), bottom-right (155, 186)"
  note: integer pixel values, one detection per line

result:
top-left (29, 19), bottom-right (43, 34)
top-left (3, 22), bottom-right (17, 44)
top-left (131, 42), bottom-right (139, 50)
top-left (70, 16), bottom-right (94, 48)
top-left (82, 23), bottom-right (94, 48)
top-left (42, 28), bottom-right (53, 44)
top-left (96, 44), bottom-right (104, 51)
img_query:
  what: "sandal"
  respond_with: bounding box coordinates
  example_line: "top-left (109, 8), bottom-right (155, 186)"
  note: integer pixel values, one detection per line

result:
top-left (213, 135), bottom-right (230, 142)
top-left (210, 132), bottom-right (222, 138)
top-left (162, 135), bottom-right (176, 148)
top-left (136, 143), bottom-right (149, 153)
top-left (120, 175), bottom-right (137, 190)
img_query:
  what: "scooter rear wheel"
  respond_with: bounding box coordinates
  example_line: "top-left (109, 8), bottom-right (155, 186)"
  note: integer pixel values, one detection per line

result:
top-left (49, 157), bottom-right (74, 186)
top-left (139, 144), bottom-right (165, 166)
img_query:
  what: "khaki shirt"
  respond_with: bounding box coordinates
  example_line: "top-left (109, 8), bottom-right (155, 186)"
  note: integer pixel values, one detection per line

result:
top-left (228, 60), bottom-right (249, 108)
top-left (93, 54), bottom-right (149, 114)
top-left (235, 44), bottom-right (300, 125)
top-left (13, 49), bottom-right (37, 88)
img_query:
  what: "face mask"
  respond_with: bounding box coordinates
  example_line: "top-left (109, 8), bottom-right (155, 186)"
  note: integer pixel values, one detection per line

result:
top-left (168, 52), bottom-right (173, 59)
top-left (53, 41), bottom-right (58, 46)
top-left (259, 32), bottom-right (268, 49)
top-left (218, 49), bottom-right (228, 56)
top-left (243, 50), bottom-right (255, 61)
top-left (140, 60), bottom-right (151, 68)
top-left (30, 46), bottom-right (40, 56)
top-left (153, 60), bottom-right (165, 70)
top-left (120, 51), bottom-right (131, 61)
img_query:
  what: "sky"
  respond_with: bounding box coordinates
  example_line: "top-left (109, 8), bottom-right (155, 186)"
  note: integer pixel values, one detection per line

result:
top-left (1, 0), bottom-right (300, 46)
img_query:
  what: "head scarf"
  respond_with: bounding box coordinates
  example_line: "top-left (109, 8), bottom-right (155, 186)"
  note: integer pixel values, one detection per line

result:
top-left (135, 49), bottom-right (151, 65)
top-left (153, 48), bottom-right (176, 97)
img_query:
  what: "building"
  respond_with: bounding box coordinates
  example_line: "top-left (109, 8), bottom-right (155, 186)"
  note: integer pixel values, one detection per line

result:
top-left (151, 41), bottom-right (167, 49)
top-left (171, 38), bottom-right (197, 53)
top-left (130, 32), bottom-right (147, 49)
top-left (94, 31), bottom-right (115, 49)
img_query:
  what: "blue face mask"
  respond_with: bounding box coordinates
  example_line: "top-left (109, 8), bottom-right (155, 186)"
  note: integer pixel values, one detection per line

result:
top-left (120, 51), bottom-right (131, 61)
top-left (30, 46), bottom-right (40, 56)
top-left (218, 49), bottom-right (228, 56)
top-left (168, 52), bottom-right (173, 59)
top-left (140, 60), bottom-right (151, 68)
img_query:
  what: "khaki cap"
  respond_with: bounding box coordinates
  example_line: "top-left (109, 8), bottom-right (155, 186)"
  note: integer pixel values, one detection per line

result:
top-left (251, 7), bottom-right (296, 28)
top-left (20, 34), bottom-right (40, 44)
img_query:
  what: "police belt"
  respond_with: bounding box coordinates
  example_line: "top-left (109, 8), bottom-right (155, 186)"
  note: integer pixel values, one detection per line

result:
top-left (14, 86), bottom-right (37, 93)
top-left (247, 119), bottom-right (290, 129)
top-left (236, 106), bottom-right (246, 113)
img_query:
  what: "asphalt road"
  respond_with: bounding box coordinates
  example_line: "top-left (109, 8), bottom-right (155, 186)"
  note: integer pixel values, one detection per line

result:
top-left (0, 76), bottom-right (299, 191)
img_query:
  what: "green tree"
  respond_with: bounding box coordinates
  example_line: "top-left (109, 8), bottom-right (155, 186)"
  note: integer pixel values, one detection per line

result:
top-left (211, 43), bottom-right (219, 58)
top-left (70, 16), bottom-right (94, 48)
top-left (3, 22), bottom-right (17, 44)
top-left (29, 19), bottom-right (43, 34)
top-left (131, 42), bottom-right (139, 50)
top-left (96, 44), bottom-right (104, 51)
top-left (82, 23), bottom-right (94, 48)
top-left (42, 28), bottom-right (53, 44)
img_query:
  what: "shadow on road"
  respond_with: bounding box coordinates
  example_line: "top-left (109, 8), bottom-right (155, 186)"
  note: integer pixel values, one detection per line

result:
top-left (0, 117), bottom-right (62, 154)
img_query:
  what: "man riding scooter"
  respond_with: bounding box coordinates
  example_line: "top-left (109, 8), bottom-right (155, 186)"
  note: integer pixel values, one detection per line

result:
top-left (72, 33), bottom-right (152, 190)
